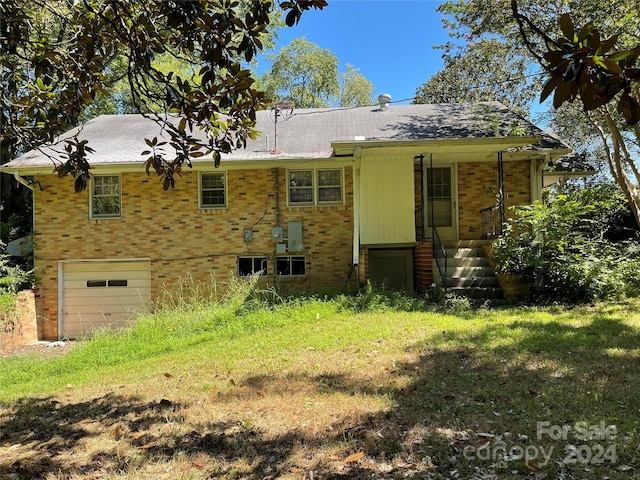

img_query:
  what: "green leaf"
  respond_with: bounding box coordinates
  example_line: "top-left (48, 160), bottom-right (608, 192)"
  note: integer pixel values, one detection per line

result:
top-left (285, 9), bottom-right (298, 27)
top-left (74, 174), bottom-right (87, 193)
top-left (596, 35), bottom-right (618, 56)
top-left (617, 94), bottom-right (640, 125)
top-left (544, 50), bottom-right (567, 65)
top-left (609, 50), bottom-right (635, 62)
top-left (593, 57), bottom-right (623, 75)
top-left (553, 79), bottom-right (576, 109)
top-left (559, 14), bottom-right (575, 42)
top-left (540, 76), bottom-right (561, 104)
top-left (577, 22), bottom-right (594, 43)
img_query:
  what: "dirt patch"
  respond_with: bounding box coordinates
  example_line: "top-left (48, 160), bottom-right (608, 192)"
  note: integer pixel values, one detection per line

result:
top-left (0, 341), bottom-right (75, 359)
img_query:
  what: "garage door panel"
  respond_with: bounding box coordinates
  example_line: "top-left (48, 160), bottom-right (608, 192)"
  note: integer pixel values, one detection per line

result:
top-left (64, 269), bottom-right (149, 280)
top-left (63, 299), bottom-right (148, 311)
top-left (63, 316), bottom-right (134, 336)
top-left (64, 291), bottom-right (149, 302)
top-left (61, 261), bottom-right (151, 339)
top-left (64, 262), bottom-right (149, 273)
top-left (64, 272), bottom-right (150, 283)
top-left (64, 278), bottom-right (151, 289)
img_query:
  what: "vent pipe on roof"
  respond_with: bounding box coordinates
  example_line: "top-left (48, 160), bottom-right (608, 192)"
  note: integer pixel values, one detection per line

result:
top-left (378, 93), bottom-right (391, 111)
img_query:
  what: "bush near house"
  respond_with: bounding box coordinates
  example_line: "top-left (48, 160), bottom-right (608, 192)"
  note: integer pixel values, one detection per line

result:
top-left (492, 184), bottom-right (640, 302)
top-left (0, 252), bottom-right (32, 297)
top-left (0, 241), bottom-right (34, 316)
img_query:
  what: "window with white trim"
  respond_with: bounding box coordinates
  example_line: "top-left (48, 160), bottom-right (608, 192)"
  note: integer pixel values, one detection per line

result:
top-left (276, 256), bottom-right (306, 276)
top-left (200, 171), bottom-right (227, 208)
top-left (238, 256), bottom-right (267, 277)
top-left (288, 168), bottom-right (343, 206)
top-left (91, 174), bottom-right (121, 219)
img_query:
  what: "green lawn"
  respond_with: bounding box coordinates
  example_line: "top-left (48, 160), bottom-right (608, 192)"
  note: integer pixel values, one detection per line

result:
top-left (1, 292), bottom-right (638, 479)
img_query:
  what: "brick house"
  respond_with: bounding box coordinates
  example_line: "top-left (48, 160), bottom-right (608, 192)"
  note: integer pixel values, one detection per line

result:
top-left (3, 101), bottom-right (580, 339)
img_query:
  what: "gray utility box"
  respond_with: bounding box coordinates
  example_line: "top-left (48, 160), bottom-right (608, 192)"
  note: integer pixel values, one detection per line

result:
top-left (287, 221), bottom-right (303, 252)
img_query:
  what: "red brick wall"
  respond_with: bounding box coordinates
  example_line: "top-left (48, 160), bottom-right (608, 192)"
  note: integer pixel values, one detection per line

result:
top-left (1, 290), bottom-right (38, 350)
top-left (414, 242), bottom-right (433, 291)
top-left (33, 167), bottom-right (354, 339)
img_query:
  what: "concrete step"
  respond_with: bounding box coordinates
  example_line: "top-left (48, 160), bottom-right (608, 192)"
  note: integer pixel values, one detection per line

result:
top-left (445, 247), bottom-right (489, 258)
top-left (447, 266), bottom-right (495, 277)
top-left (435, 242), bottom-right (504, 301)
top-left (446, 256), bottom-right (492, 268)
top-left (443, 240), bottom-right (491, 249)
top-left (448, 276), bottom-right (500, 288)
top-left (448, 286), bottom-right (505, 299)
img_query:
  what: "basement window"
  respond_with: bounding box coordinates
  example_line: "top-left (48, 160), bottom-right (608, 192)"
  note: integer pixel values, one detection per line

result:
top-left (276, 256), bottom-right (306, 276)
top-left (238, 256), bottom-right (267, 277)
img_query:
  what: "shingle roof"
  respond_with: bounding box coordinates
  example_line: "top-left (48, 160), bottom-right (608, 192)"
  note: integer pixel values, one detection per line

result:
top-left (3, 101), bottom-right (571, 169)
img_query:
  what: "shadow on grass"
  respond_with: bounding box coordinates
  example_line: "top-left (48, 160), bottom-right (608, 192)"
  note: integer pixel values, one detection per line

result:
top-left (1, 310), bottom-right (639, 479)
top-left (0, 393), bottom-right (188, 478)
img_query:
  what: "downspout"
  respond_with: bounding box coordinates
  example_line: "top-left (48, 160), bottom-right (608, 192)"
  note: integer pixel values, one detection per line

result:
top-left (498, 152), bottom-right (505, 226)
top-left (272, 167), bottom-right (280, 287)
top-left (272, 167), bottom-right (280, 227)
top-left (14, 171), bottom-right (34, 191)
top-left (529, 155), bottom-right (546, 204)
top-left (352, 147), bottom-right (361, 283)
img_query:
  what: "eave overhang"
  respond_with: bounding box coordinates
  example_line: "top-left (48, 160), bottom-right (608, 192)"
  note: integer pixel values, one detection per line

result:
top-left (331, 136), bottom-right (542, 157)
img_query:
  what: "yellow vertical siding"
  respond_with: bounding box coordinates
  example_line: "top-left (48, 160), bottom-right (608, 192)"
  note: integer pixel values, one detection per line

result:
top-left (359, 153), bottom-right (415, 244)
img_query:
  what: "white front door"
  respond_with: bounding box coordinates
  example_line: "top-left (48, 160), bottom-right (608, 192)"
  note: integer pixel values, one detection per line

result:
top-left (425, 164), bottom-right (458, 241)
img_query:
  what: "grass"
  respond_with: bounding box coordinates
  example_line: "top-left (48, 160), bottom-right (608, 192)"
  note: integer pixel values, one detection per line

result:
top-left (0, 292), bottom-right (15, 315)
top-left (1, 286), bottom-right (639, 479)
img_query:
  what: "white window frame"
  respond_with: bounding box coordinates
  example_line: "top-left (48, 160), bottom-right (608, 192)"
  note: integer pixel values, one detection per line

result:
top-left (287, 168), bottom-right (343, 207)
top-left (199, 171), bottom-right (227, 209)
top-left (237, 256), bottom-right (268, 277)
top-left (90, 174), bottom-right (122, 219)
top-left (276, 255), bottom-right (306, 277)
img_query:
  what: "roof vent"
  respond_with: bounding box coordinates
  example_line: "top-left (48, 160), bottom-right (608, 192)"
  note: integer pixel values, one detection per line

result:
top-left (378, 93), bottom-right (391, 111)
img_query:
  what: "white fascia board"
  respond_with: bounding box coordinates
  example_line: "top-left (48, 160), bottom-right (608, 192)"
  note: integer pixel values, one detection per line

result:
top-left (3, 156), bottom-right (354, 176)
top-left (331, 136), bottom-right (541, 157)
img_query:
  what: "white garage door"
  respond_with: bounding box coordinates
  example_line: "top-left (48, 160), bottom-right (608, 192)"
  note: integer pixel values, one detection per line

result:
top-left (61, 260), bottom-right (151, 338)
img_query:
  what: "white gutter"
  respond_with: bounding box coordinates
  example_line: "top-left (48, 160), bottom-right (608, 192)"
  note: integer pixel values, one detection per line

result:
top-left (352, 147), bottom-right (361, 271)
top-left (14, 171), bottom-right (34, 191)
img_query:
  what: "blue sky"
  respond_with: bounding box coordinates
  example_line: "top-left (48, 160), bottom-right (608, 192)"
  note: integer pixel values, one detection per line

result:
top-left (258, 0), bottom-right (450, 105)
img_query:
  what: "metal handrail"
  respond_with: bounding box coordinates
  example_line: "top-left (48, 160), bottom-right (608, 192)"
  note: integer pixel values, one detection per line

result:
top-left (481, 203), bottom-right (504, 239)
top-left (432, 226), bottom-right (447, 291)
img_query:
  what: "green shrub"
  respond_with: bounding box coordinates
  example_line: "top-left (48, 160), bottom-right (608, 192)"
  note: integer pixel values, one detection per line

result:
top-left (0, 292), bottom-right (16, 314)
top-left (492, 185), bottom-right (640, 303)
top-left (0, 249), bottom-right (33, 294)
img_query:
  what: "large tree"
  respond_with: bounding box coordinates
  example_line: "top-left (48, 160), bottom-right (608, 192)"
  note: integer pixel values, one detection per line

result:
top-left (511, 1), bottom-right (640, 224)
top-left (431, 0), bottom-right (640, 225)
top-left (339, 64), bottom-right (374, 108)
top-left (0, 0), bottom-right (327, 191)
top-left (262, 37), bottom-right (373, 108)
top-left (414, 38), bottom-right (539, 117)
